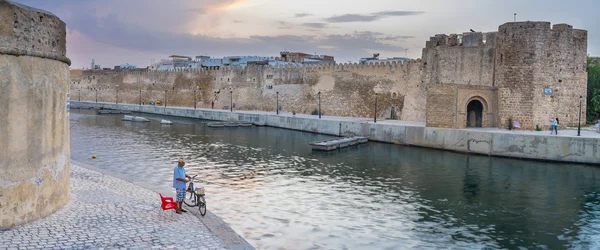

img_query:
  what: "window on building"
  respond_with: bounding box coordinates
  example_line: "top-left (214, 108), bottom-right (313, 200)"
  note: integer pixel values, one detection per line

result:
top-left (228, 78), bottom-right (230, 82)
top-left (267, 75), bottom-right (274, 79)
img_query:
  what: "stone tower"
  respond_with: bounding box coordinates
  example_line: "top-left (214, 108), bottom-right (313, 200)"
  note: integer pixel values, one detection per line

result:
top-left (0, 1), bottom-right (71, 228)
top-left (494, 22), bottom-right (587, 129)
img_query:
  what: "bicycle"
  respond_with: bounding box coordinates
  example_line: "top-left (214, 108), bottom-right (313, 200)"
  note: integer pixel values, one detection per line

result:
top-left (183, 174), bottom-right (207, 216)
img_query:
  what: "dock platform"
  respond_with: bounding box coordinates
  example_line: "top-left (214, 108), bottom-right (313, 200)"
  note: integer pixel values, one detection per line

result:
top-left (121, 115), bottom-right (150, 122)
top-left (310, 136), bottom-right (369, 151)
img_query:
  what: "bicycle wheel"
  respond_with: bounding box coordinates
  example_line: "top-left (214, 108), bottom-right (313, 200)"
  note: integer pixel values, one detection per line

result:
top-left (184, 191), bottom-right (197, 207)
top-left (198, 196), bottom-right (206, 216)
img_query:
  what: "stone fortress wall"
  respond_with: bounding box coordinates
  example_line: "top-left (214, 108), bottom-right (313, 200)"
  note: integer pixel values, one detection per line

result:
top-left (424, 22), bottom-right (587, 129)
top-left (71, 21), bottom-right (587, 130)
top-left (0, 1), bottom-right (71, 228)
top-left (71, 60), bottom-right (427, 122)
top-left (495, 22), bottom-right (587, 130)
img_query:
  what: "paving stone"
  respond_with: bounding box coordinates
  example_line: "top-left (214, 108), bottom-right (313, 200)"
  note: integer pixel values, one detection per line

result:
top-left (0, 165), bottom-right (226, 249)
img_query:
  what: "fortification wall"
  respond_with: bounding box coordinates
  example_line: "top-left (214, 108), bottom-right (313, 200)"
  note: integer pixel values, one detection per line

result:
top-left (70, 21), bottom-right (587, 129)
top-left (0, 1), bottom-right (70, 228)
top-left (495, 22), bottom-right (588, 129)
top-left (536, 24), bottom-right (587, 128)
top-left (422, 32), bottom-right (496, 86)
top-left (71, 61), bottom-right (427, 121)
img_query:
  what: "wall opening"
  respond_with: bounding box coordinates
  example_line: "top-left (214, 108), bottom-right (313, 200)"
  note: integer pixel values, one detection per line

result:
top-left (466, 100), bottom-right (483, 127)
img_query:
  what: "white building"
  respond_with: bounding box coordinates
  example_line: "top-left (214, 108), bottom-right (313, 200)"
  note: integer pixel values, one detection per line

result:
top-left (359, 53), bottom-right (410, 64)
top-left (150, 55), bottom-right (300, 71)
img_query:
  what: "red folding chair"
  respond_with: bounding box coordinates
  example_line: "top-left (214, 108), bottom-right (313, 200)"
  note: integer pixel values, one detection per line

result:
top-left (159, 193), bottom-right (177, 217)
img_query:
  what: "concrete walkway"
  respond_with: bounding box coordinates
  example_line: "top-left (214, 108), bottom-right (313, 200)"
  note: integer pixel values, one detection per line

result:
top-left (0, 165), bottom-right (226, 250)
top-left (464, 126), bottom-right (600, 138)
top-left (219, 106), bottom-right (600, 139)
top-left (78, 101), bottom-right (600, 138)
top-left (72, 101), bottom-right (600, 164)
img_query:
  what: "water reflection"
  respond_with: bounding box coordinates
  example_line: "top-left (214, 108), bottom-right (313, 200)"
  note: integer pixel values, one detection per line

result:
top-left (70, 109), bottom-right (600, 249)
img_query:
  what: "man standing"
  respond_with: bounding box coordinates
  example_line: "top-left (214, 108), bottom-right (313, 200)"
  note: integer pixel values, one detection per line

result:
top-left (173, 159), bottom-right (191, 214)
top-left (211, 101), bottom-right (214, 109)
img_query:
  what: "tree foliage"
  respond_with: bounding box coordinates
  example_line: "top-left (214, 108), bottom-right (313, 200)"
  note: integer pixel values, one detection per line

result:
top-left (591, 89), bottom-right (600, 112)
top-left (586, 57), bottom-right (600, 123)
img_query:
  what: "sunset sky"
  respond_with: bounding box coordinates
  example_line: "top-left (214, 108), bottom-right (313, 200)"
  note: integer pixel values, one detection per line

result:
top-left (13, 0), bottom-right (600, 69)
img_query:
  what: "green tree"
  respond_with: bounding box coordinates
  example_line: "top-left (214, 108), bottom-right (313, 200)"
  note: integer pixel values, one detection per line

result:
top-left (591, 89), bottom-right (600, 114)
top-left (586, 57), bottom-right (600, 123)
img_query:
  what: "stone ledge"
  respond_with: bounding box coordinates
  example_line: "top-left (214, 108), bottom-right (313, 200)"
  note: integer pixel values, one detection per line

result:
top-left (0, 47), bottom-right (71, 65)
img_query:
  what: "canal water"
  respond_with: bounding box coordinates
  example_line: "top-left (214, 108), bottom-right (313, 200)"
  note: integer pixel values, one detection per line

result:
top-left (70, 109), bottom-right (600, 249)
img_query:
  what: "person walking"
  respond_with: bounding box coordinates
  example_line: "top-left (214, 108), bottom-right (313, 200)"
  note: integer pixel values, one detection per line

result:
top-left (550, 118), bottom-right (558, 135)
top-left (211, 101), bottom-right (214, 109)
top-left (173, 159), bottom-right (191, 214)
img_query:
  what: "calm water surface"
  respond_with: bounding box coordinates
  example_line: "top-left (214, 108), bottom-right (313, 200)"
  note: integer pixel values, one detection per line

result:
top-left (70, 109), bottom-right (600, 249)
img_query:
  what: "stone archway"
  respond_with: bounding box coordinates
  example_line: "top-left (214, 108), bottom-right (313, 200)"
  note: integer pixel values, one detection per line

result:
top-left (467, 99), bottom-right (484, 127)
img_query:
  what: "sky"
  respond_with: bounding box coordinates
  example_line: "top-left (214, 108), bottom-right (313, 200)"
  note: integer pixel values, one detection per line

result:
top-left (13, 0), bottom-right (600, 69)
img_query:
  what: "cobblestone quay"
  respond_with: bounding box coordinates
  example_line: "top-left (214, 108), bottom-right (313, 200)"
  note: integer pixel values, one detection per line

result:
top-left (0, 165), bottom-right (226, 250)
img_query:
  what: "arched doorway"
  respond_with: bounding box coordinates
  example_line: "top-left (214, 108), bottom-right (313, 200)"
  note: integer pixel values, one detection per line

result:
top-left (466, 100), bottom-right (483, 127)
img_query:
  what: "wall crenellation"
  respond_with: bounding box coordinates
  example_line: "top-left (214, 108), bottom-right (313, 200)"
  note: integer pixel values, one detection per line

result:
top-left (425, 32), bottom-right (496, 49)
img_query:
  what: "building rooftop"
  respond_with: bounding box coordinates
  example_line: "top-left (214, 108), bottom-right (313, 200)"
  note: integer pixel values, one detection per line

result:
top-left (169, 55), bottom-right (192, 59)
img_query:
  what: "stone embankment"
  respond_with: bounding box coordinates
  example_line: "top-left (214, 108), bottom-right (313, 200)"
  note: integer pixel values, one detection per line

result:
top-left (72, 101), bottom-right (600, 165)
top-left (0, 164), bottom-right (226, 249)
top-left (0, 163), bottom-right (255, 250)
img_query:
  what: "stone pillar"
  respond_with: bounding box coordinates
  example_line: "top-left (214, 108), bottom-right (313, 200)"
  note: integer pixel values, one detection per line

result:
top-left (0, 1), bottom-right (71, 228)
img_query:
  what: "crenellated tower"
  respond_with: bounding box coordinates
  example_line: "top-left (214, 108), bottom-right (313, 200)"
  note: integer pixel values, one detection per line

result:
top-left (494, 22), bottom-right (587, 129)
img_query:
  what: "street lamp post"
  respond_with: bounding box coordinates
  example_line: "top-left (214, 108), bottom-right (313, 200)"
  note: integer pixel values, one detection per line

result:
top-left (578, 95), bottom-right (583, 136)
top-left (115, 85), bottom-right (119, 104)
top-left (276, 91), bottom-right (279, 115)
top-left (374, 94), bottom-right (378, 123)
top-left (139, 89), bottom-right (142, 105)
top-left (318, 91), bottom-right (321, 119)
top-left (164, 90), bottom-right (167, 107)
top-left (194, 87), bottom-right (197, 109)
top-left (95, 88), bottom-right (98, 103)
top-left (78, 88), bottom-right (81, 101)
top-left (230, 90), bottom-right (233, 112)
